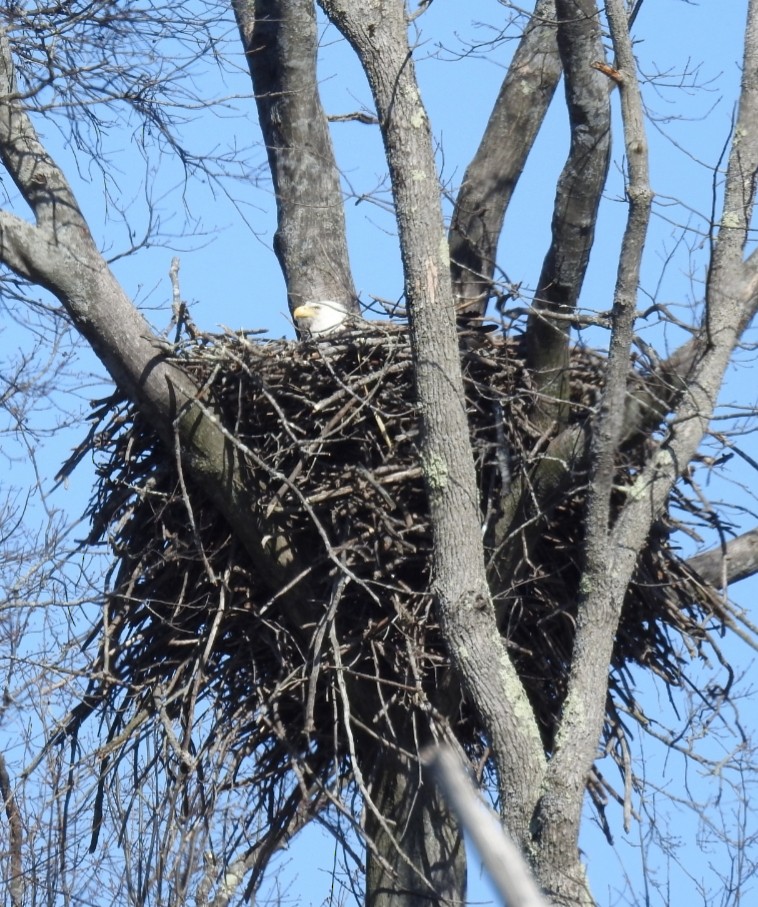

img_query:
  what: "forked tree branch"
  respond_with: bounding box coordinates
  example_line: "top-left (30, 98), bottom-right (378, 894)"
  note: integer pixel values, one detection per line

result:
top-left (449, 0), bottom-right (561, 314)
top-left (532, 0), bottom-right (652, 897)
top-left (614, 0), bottom-right (758, 559)
top-left (318, 0), bottom-right (546, 848)
top-left (526, 0), bottom-right (611, 427)
top-left (534, 0), bottom-right (758, 899)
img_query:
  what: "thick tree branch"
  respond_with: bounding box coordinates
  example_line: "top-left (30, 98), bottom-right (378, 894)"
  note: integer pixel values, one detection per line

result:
top-left (449, 0), bottom-right (561, 314)
top-left (232, 0), bottom-right (358, 315)
top-left (614, 0), bottom-right (758, 559)
top-left (318, 0), bottom-right (546, 849)
top-left (0, 31), bottom-right (299, 600)
top-left (688, 528), bottom-right (758, 588)
top-left (0, 34), bottom-right (89, 242)
top-left (532, 1), bottom-right (651, 899)
top-left (533, 1), bottom-right (758, 899)
top-left (526, 0), bottom-right (611, 426)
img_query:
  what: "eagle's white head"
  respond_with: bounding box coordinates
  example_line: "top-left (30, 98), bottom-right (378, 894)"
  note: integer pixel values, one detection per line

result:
top-left (292, 300), bottom-right (350, 337)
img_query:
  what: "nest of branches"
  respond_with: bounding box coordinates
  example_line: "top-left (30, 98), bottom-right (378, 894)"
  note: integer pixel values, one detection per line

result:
top-left (71, 322), bottom-right (731, 848)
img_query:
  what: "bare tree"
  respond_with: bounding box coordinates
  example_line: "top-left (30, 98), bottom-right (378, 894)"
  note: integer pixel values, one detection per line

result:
top-left (2, 2), bottom-right (758, 906)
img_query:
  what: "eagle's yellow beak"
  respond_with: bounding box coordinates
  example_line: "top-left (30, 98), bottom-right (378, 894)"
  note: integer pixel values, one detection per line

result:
top-left (292, 300), bottom-right (351, 336)
top-left (292, 304), bottom-right (317, 321)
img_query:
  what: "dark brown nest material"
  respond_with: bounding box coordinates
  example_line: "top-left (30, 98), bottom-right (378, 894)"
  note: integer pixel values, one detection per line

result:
top-left (70, 323), bottom-right (731, 840)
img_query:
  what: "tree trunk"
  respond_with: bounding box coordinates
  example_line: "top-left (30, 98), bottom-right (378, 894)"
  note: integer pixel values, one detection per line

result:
top-left (362, 737), bottom-right (466, 907)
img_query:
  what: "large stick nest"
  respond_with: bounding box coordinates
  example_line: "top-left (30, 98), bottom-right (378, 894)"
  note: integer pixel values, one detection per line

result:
top-left (71, 323), bottom-right (732, 843)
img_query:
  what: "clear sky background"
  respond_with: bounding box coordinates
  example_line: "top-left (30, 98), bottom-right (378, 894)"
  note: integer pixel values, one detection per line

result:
top-left (1, 1), bottom-right (756, 905)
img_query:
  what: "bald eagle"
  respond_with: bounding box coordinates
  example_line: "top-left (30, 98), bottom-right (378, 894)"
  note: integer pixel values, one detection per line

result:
top-left (292, 300), bottom-right (356, 337)
top-left (293, 298), bottom-right (497, 347)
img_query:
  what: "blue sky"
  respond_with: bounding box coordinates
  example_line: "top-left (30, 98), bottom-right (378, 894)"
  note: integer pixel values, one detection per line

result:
top-left (1, 1), bottom-right (756, 904)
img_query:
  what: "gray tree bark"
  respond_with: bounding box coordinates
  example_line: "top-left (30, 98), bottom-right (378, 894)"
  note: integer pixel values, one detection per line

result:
top-left (363, 733), bottom-right (466, 907)
top-left (526, 0), bottom-right (611, 427)
top-left (4, 2), bottom-right (758, 905)
top-left (449, 0), bottom-right (561, 314)
top-left (232, 0), bottom-right (359, 315)
top-left (319, 0), bottom-right (546, 889)
top-left (0, 32), bottom-right (305, 617)
top-left (688, 528), bottom-right (758, 587)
